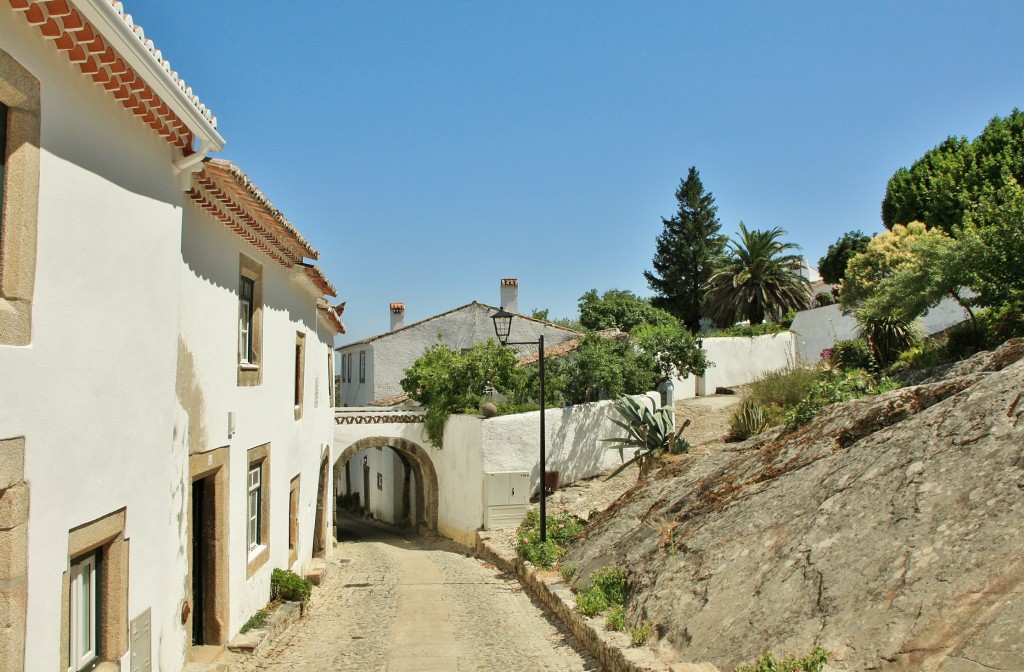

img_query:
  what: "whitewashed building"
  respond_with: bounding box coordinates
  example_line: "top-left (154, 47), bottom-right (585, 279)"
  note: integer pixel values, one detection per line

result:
top-left (337, 278), bottom-right (579, 407)
top-left (0, 2), bottom-right (342, 671)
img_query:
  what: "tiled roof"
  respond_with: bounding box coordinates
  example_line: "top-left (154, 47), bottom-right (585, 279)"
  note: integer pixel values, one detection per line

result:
top-left (317, 298), bottom-right (345, 334)
top-left (337, 302), bottom-right (580, 350)
top-left (302, 264), bottom-right (337, 297)
top-left (367, 393), bottom-right (412, 407)
top-left (9, 0), bottom-right (224, 151)
top-left (187, 160), bottom-right (318, 268)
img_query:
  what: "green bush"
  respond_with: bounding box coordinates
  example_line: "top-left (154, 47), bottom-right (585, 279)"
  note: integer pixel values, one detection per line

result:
top-left (832, 338), bottom-right (873, 371)
top-left (944, 320), bottom-right (987, 360)
top-left (733, 646), bottom-right (829, 672)
top-left (605, 604), bottom-right (626, 631)
top-left (515, 509), bottom-right (586, 568)
top-left (785, 370), bottom-right (900, 429)
top-left (856, 313), bottom-right (921, 367)
top-left (630, 620), bottom-right (653, 646)
top-left (589, 566), bottom-right (626, 606)
top-left (747, 365), bottom-right (818, 411)
top-left (576, 586), bottom-right (609, 616)
top-left (271, 568), bottom-right (312, 605)
top-left (560, 564), bottom-right (577, 582)
top-left (729, 398), bottom-right (770, 440)
top-left (814, 291), bottom-right (834, 307)
top-left (895, 338), bottom-right (949, 370)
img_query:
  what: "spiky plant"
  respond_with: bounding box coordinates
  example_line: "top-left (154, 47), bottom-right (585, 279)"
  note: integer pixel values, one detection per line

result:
top-left (729, 398), bottom-right (769, 440)
top-left (601, 396), bottom-right (690, 480)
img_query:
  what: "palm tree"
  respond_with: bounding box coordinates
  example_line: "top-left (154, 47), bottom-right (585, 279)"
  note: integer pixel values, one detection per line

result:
top-left (702, 223), bottom-right (811, 325)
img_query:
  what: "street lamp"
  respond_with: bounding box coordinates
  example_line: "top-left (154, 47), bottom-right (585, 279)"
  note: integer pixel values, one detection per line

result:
top-left (490, 308), bottom-right (548, 542)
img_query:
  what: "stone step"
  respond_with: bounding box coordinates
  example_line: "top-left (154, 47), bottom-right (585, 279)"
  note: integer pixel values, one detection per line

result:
top-left (305, 558), bottom-right (327, 586)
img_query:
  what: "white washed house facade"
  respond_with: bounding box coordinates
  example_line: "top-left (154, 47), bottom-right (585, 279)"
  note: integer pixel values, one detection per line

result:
top-left (0, 2), bottom-right (342, 671)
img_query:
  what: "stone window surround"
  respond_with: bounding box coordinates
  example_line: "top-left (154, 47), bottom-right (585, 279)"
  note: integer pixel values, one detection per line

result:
top-left (237, 254), bottom-right (263, 387)
top-left (287, 474), bottom-right (299, 568)
top-left (246, 443), bottom-right (270, 578)
top-left (0, 436), bottom-right (28, 672)
top-left (294, 332), bottom-right (305, 420)
top-left (60, 508), bottom-right (129, 672)
top-left (0, 49), bottom-right (41, 347)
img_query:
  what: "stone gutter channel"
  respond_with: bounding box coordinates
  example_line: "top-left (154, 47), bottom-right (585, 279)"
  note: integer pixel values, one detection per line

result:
top-left (474, 531), bottom-right (720, 672)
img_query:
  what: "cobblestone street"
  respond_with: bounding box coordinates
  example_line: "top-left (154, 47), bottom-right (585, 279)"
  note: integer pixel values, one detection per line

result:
top-left (224, 515), bottom-right (601, 672)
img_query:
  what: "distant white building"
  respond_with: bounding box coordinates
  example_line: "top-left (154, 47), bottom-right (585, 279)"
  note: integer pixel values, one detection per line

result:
top-left (0, 3), bottom-right (342, 671)
top-left (336, 278), bottom-right (579, 407)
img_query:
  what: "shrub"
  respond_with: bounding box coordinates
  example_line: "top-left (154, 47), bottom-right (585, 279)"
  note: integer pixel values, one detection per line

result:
top-left (895, 338), bottom-right (949, 370)
top-left (707, 322), bottom-right (787, 338)
top-left (590, 566), bottom-right (626, 606)
top-left (856, 312), bottom-right (921, 367)
top-left (560, 564), bottom-right (577, 582)
top-left (733, 646), bottom-right (829, 672)
top-left (785, 370), bottom-right (900, 429)
top-left (271, 568), bottom-right (312, 605)
top-left (630, 620), bottom-right (653, 646)
top-left (831, 338), bottom-right (873, 370)
top-left (814, 291), bottom-right (834, 307)
top-left (576, 586), bottom-right (609, 616)
top-left (747, 365), bottom-right (818, 411)
top-left (515, 509), bottom-right (586, 568)
top-left (605, 604), bottom-right (626, 631)
top-left (729, 398), bottom-right (770, 440)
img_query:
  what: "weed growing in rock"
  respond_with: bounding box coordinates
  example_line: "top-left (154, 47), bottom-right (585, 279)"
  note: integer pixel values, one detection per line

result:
top-left (239, 608), bottom-right (269, 634)
top-left (630, 620), bottom-right (653, 646)
top-left (560, 564), bottom-right (577, 581)
top-left (576, 586), bottom-right (608, 616)
top-left (732, 645), bottom-right (829, 672)
top-left (605, 604), bottom-right (626, 631)
top-left (589, 566), bottom-right (626, 606)
top-left (271, 568), bottom-right (312, 605)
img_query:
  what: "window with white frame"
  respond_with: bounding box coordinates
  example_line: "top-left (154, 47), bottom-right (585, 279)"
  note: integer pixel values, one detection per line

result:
top-left (247, 465), bottom-right (261, 551)
top-left (69, 553), bottom-right (98, 671)
top-left (239, 276), bottom-right (254, 364)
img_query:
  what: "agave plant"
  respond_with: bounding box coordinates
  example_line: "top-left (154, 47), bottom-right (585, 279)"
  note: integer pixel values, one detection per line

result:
top-left (729, 398), bottom-right (769, 440)
top-left (602, 395), bottom-right (690, 480)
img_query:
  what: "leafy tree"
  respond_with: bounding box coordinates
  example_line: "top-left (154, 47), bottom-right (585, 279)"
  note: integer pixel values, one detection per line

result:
top-left (644, 167), bottom-right (728, 332)
top-left (959, 178), bottom-right (1024, 313)
top-left (839, 222), bottom-right (930, 310)
top-left (577, 289), bottom-right (673, 333)
top-left (401, 338), bottom-right (525, 447)
top-left (702, 223), bottom-right (811, 326)
top-left (881, 109), bottom-right (1024, 233)
top-left (817, 230), bottom-right (870, 284)
top-left (632, 319), bottom-right (708, 382)
top-left (558, 333), bottom-right (655, 405)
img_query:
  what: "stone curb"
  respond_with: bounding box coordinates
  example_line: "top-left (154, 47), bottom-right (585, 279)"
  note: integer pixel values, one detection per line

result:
top-left (226, 600), bottom-right (304, 656)
top-left (474, 532), bottom-right (721, 672)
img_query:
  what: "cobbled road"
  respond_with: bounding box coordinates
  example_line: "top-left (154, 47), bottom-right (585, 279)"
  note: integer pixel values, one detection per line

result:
top-left (225, 515), bottom-right (601, 672)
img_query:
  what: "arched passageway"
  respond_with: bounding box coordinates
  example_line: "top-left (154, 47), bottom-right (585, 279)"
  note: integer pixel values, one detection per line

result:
top-left (333, 437), bottom-right (439, 535)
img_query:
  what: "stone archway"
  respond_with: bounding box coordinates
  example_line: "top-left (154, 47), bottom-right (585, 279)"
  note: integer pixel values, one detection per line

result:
top-left (333, 437), bottom-right (439, 534)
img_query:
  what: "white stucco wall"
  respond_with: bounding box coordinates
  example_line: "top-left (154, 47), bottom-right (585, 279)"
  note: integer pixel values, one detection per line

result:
top-left (179, 199), bottom-right (338, 636)
top-left (686, 332), bottom-right (797, 393)
top-left (338, 303), bottom-right (579, 406)
top-left (790, 297), bottom-right (970, 364)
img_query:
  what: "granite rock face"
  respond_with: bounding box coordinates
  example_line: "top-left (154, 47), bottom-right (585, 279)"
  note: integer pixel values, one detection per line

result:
top-left (564, 339), bottom-right (1024, 671)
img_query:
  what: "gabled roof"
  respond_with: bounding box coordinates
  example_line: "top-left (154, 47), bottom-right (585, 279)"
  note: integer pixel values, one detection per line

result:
top-left (336, 301), bottom-right (580, 351)
top-left (317, 298), bottom-right (345, 334)
top-left (10, 0), bottom-right (224, 152)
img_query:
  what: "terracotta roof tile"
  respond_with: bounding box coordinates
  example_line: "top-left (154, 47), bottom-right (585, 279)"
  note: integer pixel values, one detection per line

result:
top-left (367, 393), bottom-right (412, 407)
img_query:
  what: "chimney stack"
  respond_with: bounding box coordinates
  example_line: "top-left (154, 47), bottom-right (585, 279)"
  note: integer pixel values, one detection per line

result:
top-left (500, 278), bottom-right (519, 314)
top-left (390, 302), bottom-right (405, 331)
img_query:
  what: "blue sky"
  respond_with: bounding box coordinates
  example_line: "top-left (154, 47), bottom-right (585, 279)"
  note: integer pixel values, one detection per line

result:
top-left (134, 1), bottom-right (1024, 344)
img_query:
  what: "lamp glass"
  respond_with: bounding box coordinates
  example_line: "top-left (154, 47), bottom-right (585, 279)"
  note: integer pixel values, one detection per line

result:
top-left (490, 309), bottom-right (514, 345)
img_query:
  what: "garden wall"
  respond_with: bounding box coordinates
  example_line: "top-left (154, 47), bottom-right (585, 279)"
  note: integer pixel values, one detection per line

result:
top-left (670, 332), bottom-right (797, 396)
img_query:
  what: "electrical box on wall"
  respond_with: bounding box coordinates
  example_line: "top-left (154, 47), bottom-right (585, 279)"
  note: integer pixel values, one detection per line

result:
top-left (484, 471), bottom-right (530, 530)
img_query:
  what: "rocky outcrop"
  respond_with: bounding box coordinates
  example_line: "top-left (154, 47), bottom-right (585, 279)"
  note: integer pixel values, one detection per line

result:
top-left (564, 339), bottom-right (1024, 671)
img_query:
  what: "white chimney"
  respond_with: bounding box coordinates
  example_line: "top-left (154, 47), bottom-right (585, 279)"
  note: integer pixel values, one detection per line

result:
top-left (500, 278), bottom-right (519, 314)
top-left (390, 302), bottom-right (405, 331)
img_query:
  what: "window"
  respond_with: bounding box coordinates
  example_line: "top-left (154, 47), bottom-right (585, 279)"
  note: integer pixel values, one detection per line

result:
top-left (245, 444), bottom-right (270, 577)
top-left (69, 553), bottom-right (98, 671)
top-left (359, 351), bottom-right (366, 383)
top-left (0, 49), bottom-right (42, 346)
top-left (238, 276), bottom-right (254, 363)
top-left (62, 509), bottom-right (128, 670)
top-left (346, 353), bottom-right (352, 383)
top-left (247, 465), bottom-right (261, 552)
top-left (237, 255), bottom-right (263, 386)
top-left (294, 332), bottom-right (305, 420)
top-left (328, 353), bottom-right (335, 407)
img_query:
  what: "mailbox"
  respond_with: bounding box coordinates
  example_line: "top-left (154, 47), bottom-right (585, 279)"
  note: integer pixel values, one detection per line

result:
top-left (484, 471), bottom-right (530, 529)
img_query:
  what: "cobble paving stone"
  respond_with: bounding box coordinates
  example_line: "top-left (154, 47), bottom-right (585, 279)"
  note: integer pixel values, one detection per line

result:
top-left (222, 518), bottom-right (601, 672)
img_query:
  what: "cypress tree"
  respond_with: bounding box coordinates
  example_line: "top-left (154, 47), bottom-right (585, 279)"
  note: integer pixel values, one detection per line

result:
top-left (644, 167), bottom-right (727, 332)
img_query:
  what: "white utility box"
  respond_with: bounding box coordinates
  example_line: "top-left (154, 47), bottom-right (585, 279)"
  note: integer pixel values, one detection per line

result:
top-left (484, 471), bottom-right (531, 530)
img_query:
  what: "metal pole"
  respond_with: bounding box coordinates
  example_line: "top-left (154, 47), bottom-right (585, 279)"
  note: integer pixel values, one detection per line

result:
top-left (539, 334), bottom-right (546, 542)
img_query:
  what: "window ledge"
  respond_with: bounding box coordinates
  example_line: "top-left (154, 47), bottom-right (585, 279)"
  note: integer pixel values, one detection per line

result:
top-left (247, 544), bottom-right (267, 563)
top-left (240, 362), bottom-right (260, 371)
